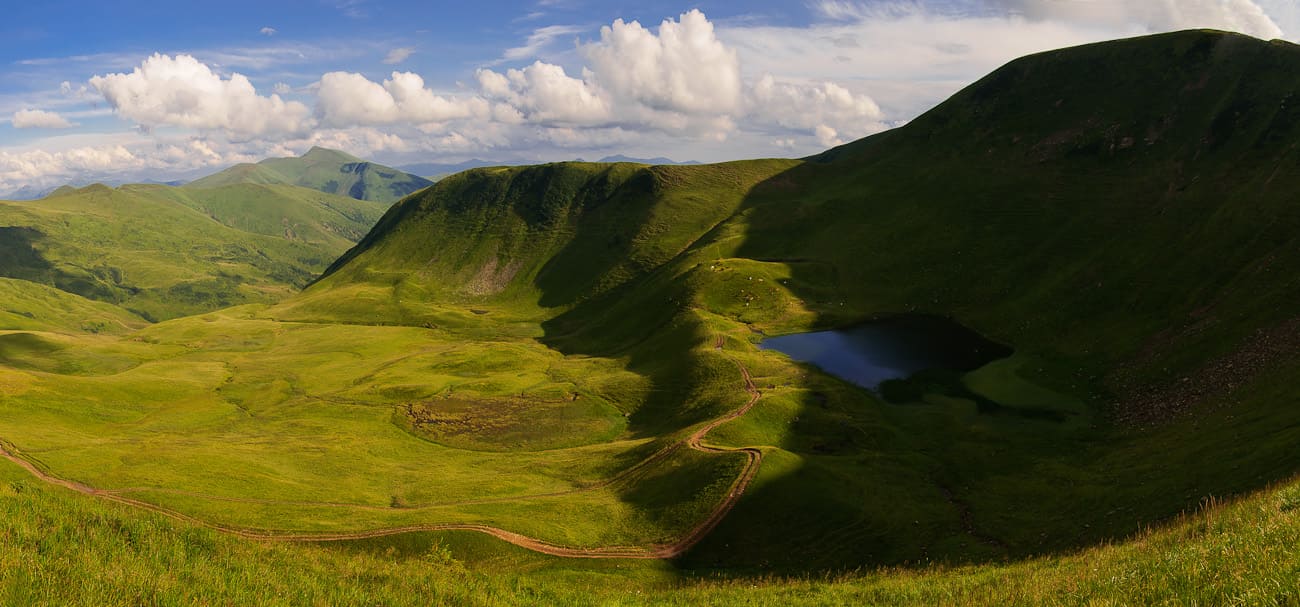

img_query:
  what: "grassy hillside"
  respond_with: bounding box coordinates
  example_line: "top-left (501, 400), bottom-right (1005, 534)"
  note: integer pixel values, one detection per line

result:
top-left (0, 162), bottom-right (772, 557)
top-left (0, 305), bottom-right (741, 547)
top-left (0, 278), bottom-right (145, 335)
top-left (2, 451), bottom-right (1298, 606)
top-left (188, 147), bottom-right (433, 203)
top-left (2, 28), bottom-right (1300, 604)
top-left (297, 29), bottom-right (1300, 568)
top-left (0, 182), bottom-right (386, 320)
top-left (158, 183), bottom-right (387, 249)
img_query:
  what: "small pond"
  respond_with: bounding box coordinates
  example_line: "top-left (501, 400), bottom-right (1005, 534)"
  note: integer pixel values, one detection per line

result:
top-left (759, 315), bottom-right (1012, 392)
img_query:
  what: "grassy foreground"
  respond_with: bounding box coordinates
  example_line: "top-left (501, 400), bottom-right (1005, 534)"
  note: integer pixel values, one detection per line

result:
top-left (3, 453), bottom-right (1298, 606)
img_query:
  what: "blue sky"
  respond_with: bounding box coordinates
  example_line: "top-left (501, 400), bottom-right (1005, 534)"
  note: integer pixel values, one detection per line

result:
top-left (0, 0), bottom-right (1296, 193)
top-left (1, 1), bottom-right (789, 82)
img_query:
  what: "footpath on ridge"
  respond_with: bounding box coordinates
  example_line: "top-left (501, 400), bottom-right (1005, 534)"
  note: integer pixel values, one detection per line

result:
top-left (0, 335), bottom-right (764, 559)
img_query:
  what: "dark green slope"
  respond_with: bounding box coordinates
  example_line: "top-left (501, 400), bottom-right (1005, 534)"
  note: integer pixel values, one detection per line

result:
top-left (298, 30), bottom-right (1300, 570)
top-left (187, 146), bottom-right (433, 203)
top-left (686, 29), bottom-right (1300, 568)
top-left (316, 160), bottom-right (796, 304)
top-left (0, 277), bottom-right (146, 335)
top-left (797, 29), bottom-right (1300, 387)
top-left (0, 182), bottom-right (385, 321)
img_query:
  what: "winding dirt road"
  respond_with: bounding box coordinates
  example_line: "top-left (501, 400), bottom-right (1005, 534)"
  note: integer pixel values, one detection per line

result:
top-left (0, 337), bottom-right (763, 559)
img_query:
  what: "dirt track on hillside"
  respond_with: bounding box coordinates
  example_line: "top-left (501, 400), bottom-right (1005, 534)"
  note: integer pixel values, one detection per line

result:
top-left (0, 336), bottom-right (763, 559)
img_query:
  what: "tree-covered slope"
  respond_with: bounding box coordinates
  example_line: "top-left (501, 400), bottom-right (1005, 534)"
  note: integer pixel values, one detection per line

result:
top-left (187, 146), bottom-right (433, 203)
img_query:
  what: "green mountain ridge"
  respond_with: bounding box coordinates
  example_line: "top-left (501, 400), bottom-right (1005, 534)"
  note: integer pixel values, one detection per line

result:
top-left (188, 146), bottom-right (434, 203)
top-left (302, 29), bottom-right (1300, 567)
top-left (0, 181), bottom-right (387, 320)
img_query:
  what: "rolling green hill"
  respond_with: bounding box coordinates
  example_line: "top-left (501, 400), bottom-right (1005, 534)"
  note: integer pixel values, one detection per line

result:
top-left (302, 29), bottom-right (1300, 567)
top-left (3, 28), bottom-right (1300, 606)
top-left (187, 146), bottom-right (434, 203)
top-left (158, 182), bottom-right (387, 249)
top-left (0, 277), bottom-right (145, 335)
top-left (0, 182), bottom-right (387, 320)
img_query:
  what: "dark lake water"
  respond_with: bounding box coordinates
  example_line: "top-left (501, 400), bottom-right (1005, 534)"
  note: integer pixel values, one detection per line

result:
top-left (759, 315), bottom-right (1012, 391)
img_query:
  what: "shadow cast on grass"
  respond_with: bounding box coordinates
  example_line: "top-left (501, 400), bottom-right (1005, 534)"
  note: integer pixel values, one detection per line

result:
top-left (669, 102), bottom-right (1300, 573)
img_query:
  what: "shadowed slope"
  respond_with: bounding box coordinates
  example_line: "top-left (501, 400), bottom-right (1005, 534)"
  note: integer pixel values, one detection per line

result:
top-left (294, 30), bottom-right (1300, 570)
top-left (0, 278), bottom-right (145, 335)
top-left (688, 28), bottom-right (1300, 568)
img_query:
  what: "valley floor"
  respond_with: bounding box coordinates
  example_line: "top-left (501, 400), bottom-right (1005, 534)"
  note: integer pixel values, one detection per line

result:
top-left (0, 302), bottom-right (757, 553)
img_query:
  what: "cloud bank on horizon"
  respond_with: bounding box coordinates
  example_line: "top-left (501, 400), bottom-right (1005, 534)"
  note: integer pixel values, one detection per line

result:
top-left (0, 0), bottom-right (1291, 194)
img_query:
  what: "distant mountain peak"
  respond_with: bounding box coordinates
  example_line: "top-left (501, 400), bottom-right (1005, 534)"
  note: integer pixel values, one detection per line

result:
top-left (77, 183), bottom-right (113, 194)
top-left (187, 148), bottom-right (431, 203)
top-left (300, 146), bottom-right (362, 163)
top-left (596, 154), bottom-right (701, 165)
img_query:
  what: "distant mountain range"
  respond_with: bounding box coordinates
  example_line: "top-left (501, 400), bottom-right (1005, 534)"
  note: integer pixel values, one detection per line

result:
top-left (186, 147), bottom-right (432, 203)
top-left (4, 178), bottom-right (189, 201)
top-left (590, 155), bottom-right (701, 165)
top-left (1, 150), bottom-right (703, 200)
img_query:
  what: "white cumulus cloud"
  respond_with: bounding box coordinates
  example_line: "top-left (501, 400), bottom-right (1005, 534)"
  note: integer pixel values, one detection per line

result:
top-left (315, 71), bottom-right (488, 127)
top-left (474, 10), bottom-right (752, 137)
top-left (89, 54), bottom-right (312, 137)
top-left (0, 144), bottom-right (149, 194)
top-left (476, 62), bottom-right (610, 124)
top-left (473, 10), bottom-right (882, 143)
top-left (11, 109), bottom-right (76, 129)
top-left (584, 9), bottom-right (742, 115)
top-left (750, 75), bottom-right (884, 139)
